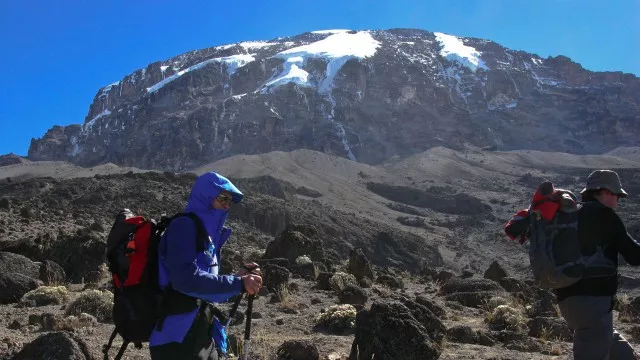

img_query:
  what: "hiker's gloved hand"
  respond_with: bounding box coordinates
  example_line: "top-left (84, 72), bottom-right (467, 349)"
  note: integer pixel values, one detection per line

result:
top-left (236, 263), bottom-right (261, 277)
top-left (242, 274), bottom-right (262, 295)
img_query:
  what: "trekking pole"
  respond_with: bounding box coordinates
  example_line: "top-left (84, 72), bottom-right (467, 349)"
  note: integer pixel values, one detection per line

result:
top-left (243, 295), bottom-right (255, 360)
top-left (224, 294), bottom-right (243, 332)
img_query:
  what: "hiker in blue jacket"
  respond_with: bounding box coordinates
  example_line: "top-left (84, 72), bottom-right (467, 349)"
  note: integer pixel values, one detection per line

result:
top-left (149, 172), bottom-right (262, 360)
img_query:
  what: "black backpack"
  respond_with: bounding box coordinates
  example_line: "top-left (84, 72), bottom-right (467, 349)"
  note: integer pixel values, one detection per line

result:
top-left (103, 209), bottom-right (207, 360)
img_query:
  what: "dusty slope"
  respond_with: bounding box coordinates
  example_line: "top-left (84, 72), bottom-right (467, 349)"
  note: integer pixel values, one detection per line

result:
top-left (3, 148), bottom-right (640, 359)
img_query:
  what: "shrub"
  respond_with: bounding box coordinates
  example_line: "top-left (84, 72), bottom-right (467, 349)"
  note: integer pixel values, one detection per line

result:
top-left (328, 272), bottom-right (357, 292)
top-left (295, 255), bottom-right (312, 265)
top-left (65, 290), bottom-right (113, 323)
top-left (485, 305), bottom-right (527, 333)
top-left (21, 286), bottom-right (70, 307)
top-left (315, 304), bottom-right (357, 334)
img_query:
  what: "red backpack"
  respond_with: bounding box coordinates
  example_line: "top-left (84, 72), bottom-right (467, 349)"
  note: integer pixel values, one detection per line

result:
top-left (103, 209), bottom-right (206, 360)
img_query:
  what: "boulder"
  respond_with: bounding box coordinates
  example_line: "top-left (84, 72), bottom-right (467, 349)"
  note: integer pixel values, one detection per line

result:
top-left (39, 260), bottom-right (66, 285)
top-left (262, 264), bottom-right (290, 293)
top-left (276, 340), bottom-right (320, 360)
top-left (0, 272), bottom-right (40, 304)
top-left (376, 274), bottom-right (404, 290)
top-left (527, 317), bottom-right (572, 342)
top-left (483, 260), bottom-right (508, 282)
top-left (264, 225), bottom-right (324, 264)
top-left (11, 331), bottom-right (94, 360)
top-left (316, 272), bottom-right (333, 291)
top-left (414, 295), bottom-right (447, 318)
top-left (0, 252), bottom-right (40, 279)
top-left (338, 285), bottom-right (368, 306)
top-left (348, 248), bottom-right (375, 281)
top-left (440, 278), bottom-right (504, 295)
top-left (446, 325), bottom-right (496, 346)
top-left (349, 301), bottom-right (444, 360)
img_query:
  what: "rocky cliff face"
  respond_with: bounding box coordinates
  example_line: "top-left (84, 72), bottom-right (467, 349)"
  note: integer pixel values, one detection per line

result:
top-left (28, 28), bottom-right (640, 171)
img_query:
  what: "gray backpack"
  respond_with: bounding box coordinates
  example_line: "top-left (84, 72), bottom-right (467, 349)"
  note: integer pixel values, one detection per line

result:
top-left (528, 182), bottom-right (615, 289)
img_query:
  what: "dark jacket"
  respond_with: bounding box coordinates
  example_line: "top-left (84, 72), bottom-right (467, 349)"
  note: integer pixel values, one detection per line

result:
top-left (555, 201), bottom-right (640, 301)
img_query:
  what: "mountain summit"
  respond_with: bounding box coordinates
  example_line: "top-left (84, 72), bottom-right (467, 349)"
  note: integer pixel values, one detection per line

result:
top-left (28, 28), bottom-right (640, 171)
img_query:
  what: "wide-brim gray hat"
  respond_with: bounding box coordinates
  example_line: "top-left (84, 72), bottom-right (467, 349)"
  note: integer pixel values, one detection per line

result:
top-left (580, 170), bottom-right (628, 198)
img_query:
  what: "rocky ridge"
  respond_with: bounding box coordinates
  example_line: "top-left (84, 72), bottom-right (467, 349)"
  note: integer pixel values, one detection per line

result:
top-left (28, 28), bottom-right (640, 171)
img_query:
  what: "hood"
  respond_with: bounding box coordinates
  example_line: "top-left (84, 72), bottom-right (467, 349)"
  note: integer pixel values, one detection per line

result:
top-left (184, 172), bottom-right (243, 241)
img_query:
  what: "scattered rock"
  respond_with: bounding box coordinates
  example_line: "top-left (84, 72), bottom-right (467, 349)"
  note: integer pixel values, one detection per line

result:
top-left (251, 312), bottom-right (263, 319)
top-left (445, 291), bottom-right (503, 308)
top-left (0, 198), bottom-right (10, 209)
top-left (10, 331), bottom-right (94, 360)
top-left (28, 314), bottom-right (41, 326)
top-left (460, 270), bottom-right (474, 278)
top-left (414, 295), bottom-right (447, 318)
top-left (527, 316), bottom-right (572, 342)
top-left (257, 258), bottom-right (291, 270)
top-left (446, 325), bottom-right (496, 346)
top-left (440, 278), bottom-right (504, 295)
top-left (499, 277), bottom-right (530, 293)
top-left (0, 252), bottom-right (41, 279)
top-left (526, 289), bottom-right (558, 318)
top-left (264, 225), bottom-right (325, 264)
top-left (349, 301), bottom-right (443, 360)
top-left (315, 272), bottom-right (333, 291)
top-left (376, 274), bottom-right (404, 290)
top-left (39, 260), bottom-right (66, 286)
top-left (8, 320), bottom-right (21, 330)
top-left (348, 248), bottom-right (374, 281)
top-left (338, 285), bottom-right (368, 306)
top-left (311, 298), bottom-right (322, 305)
top-left (276, 340), bottom-right (320, 360)
top-left (483, 260), bottom-right (508, 282)
top-left (263, 264), bottom-right (290, 293)
top-left (275, 318), bottom-right (285, 325)
top-left (435, 270), bottom-right (456, 283)
top-left (19, 207), bottom-right (33, 219)
top-left (294, 262), bottom-right (319, 281)
top-left (0, 272), bottom-right (41, 304)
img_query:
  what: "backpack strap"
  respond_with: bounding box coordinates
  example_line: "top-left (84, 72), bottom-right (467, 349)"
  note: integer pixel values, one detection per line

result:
top-left (155, 212), bottom-right (209, 332)
top-left (171, 212), bottom-right (208, 253)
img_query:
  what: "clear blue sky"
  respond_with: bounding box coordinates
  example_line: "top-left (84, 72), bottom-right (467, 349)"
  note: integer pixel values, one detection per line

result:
top-left (1, 0), bottom-right (638, 156)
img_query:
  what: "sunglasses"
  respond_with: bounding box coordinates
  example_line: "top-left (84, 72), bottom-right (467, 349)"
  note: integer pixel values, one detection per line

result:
top-left (215, 193), bottom-right (233, 205)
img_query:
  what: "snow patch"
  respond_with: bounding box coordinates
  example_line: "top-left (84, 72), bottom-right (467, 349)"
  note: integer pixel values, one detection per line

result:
top-left (434, 32), bottom-right (488, 72)
top-left (311, 29), bottom-right (351, 34)
top-left (99, 82), bottom-right (120, 98)
top-left (69, 136), bottom-right (81, 157)
top-left (147, 54), bottom-right (255, 93)
top-left (263, 31), bottom-right (380, 92)
top-left (82, 109), bottom-right (111, 134)
top-left (263, 57), bottom-right (310, 90)
top-left (218, 41), bottom-right (277, 51)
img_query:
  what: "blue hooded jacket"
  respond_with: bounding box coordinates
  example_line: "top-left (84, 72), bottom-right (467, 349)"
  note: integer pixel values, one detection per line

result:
top-left (149, 172), bottom-right (244, 353)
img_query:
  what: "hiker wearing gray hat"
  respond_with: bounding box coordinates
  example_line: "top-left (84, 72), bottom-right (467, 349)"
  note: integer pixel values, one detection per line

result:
top-left (556, 169), bottom-right (640, 359)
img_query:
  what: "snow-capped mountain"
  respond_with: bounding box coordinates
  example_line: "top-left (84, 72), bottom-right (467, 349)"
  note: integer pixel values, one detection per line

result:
top-left (28, 29), bottom-right (640, 171)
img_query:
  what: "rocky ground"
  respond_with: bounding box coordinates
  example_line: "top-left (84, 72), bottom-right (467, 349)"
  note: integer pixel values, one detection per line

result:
top-left (2, 147), bottom-right (640, 359)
